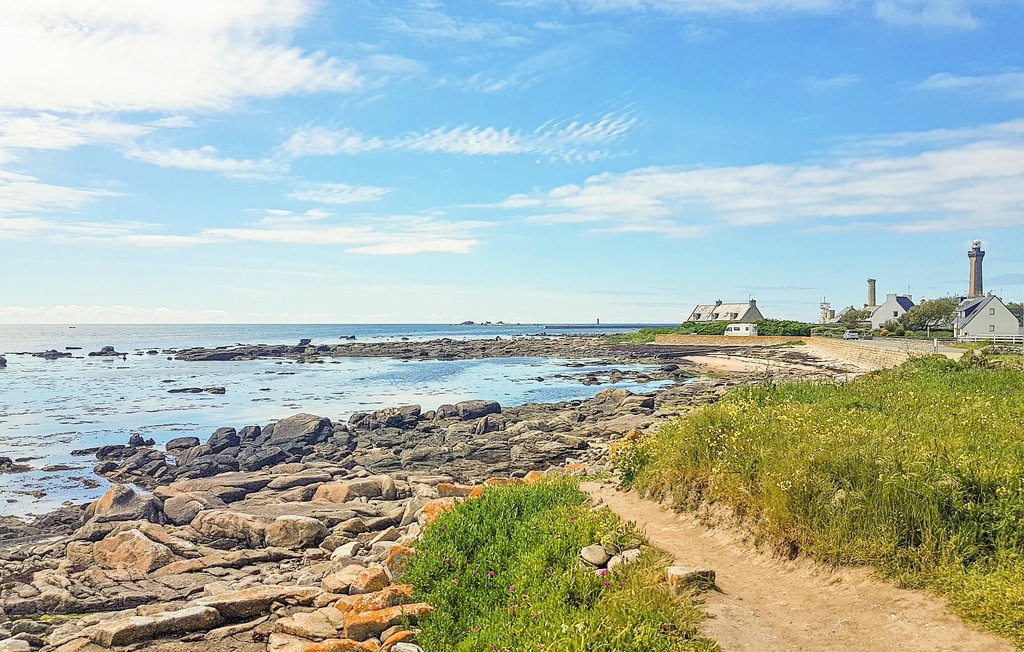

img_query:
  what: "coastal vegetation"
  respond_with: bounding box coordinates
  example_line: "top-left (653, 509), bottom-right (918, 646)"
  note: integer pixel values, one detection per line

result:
top-left (609, 354), bottom-right (1024, 643)
top-left (606, 319), bottom-right (813, 343)
top-left (403, 480), bottom-right (717, 651)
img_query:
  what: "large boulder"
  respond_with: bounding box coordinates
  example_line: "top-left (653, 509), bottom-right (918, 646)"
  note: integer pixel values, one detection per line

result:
top-left (163, 493), bottom-right (223, 526)
top-left (312, 478), bottom-right (383, 504)
top-left (371, 405), bottom-right (421, 429)
top-left (165, 436), bottom-right (200, 454)
top-left (264, 515), bottom-right (328, 549)
top-left (455, 400), bottom-right (501, 420)
top-left (239, 446), bottom-right (288, 472)
top-left (93, 529), bottom-right (176, 572)
top-left (267, 414), bottom-right (334, 448)
top-left (190, 510), bottom-right (273, 547)
top-left (0, 356), bottom-right (6, 368)
top-left (84, 484), bottom-right (163, 524)
top-left (205, 428), bottom-right (239, 454)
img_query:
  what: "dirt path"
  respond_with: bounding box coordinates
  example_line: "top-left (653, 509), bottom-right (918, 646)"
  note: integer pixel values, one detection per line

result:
top-left (582, 482), bottom-right (1015, 652)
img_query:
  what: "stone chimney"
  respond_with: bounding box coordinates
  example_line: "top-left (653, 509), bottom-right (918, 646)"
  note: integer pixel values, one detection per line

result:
top-left (968, 239), bottom-right (984, 298)
top-left (867, 278), bottom-right (877, 308)
top-left (748, 299), bottom-right (756, 306)
top-left (715, 299), bottom-right (722, 306)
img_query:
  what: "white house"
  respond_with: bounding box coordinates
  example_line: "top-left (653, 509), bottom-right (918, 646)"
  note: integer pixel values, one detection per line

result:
top-left (954, 295), bottom-right (1023, 341)
top-left (725, 323), bottom-right (758, 336)
top-left (687, 299), bottom-right (764, 323)
top-left (868, 293), bottom-right (915, 329)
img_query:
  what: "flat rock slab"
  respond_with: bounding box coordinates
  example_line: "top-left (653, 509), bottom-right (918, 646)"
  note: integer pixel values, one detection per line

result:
top-left (88, 606), bottom-right (221, 647)
top-left (191, 585), bottom-right (322, 620)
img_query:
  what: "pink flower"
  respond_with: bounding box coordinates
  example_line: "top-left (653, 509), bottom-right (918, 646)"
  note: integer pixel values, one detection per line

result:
top-left (489, 571), bottom-right (495, 577)
top-left (531, 612), bottom-right (537, 617)
top-left (603, 581), bottom-right (610, 586)
top-left (510, 605), bottom-right (516, 611)
top-left (473, 570), bottom-right (478, 574)
top-left (452, 579), bottom-right (458, 584)
top-left (444, 558), bottom-right (450, 563)
top-left (554, 534), bottom-right (560, 539)
top-left (474, 626), bottom-right (480, 632)
top-left (509, 585), bottom-right (515, 591)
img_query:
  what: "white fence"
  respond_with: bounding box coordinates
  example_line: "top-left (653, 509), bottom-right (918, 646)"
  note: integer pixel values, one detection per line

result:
top-left (956, 335), bottom-right (1024, 344)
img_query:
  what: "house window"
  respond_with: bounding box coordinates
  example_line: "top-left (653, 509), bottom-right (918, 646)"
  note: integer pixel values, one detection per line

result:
top-left (893, 311), bottom-right (898, 317)
top-left (712, 313), bottom-right (719, 319)
top-left (990, 307), bottom-right (996, 315)
top-left (694, 314), bottom-right (701, 320)
top-left (731, 313), bottom-right (738, 319)
top-left (990, 325), bottom-right (996, 332)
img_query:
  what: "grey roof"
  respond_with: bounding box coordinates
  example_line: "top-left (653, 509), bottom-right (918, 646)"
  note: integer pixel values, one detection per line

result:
top-left (895, 296), bottom-right (915, 311)
top-left (688, 302), bottom-right (755, 322)
top-left (955, 296), bottom-right (993, 330)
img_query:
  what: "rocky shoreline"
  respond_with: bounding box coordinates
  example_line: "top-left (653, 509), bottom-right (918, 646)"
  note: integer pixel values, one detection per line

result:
top-left (0, 340), bottom-right (855, 651)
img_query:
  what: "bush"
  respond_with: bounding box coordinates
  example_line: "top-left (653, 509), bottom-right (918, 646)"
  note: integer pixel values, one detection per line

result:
top-left (621, 356), bottom-right (1024, 643)
top-left (403, 480), bottom-right (716, 652)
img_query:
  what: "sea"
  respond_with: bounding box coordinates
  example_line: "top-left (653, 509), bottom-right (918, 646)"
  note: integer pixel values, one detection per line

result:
top-left (0, 324), bottom-right (672, 517)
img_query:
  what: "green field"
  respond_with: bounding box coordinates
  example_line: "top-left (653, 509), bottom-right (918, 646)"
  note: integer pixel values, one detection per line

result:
top-left (610, 354), bottom-right (1024, 644)
top-left (404, 480), bottom-right (718, 652)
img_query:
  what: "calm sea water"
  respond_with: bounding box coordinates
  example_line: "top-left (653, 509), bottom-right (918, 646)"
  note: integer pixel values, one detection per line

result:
top-left (0, 324), bottom-right (668, 517)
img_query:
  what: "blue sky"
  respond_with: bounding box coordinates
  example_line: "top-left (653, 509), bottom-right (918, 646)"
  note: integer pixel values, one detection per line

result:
top-left (1, 0), bottom-right (1023, 324)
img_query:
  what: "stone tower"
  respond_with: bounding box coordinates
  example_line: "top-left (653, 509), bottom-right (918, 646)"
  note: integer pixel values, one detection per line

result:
top-left (968, 239), bottom-right (984, 298)
top-left (819, 301), bottom-right (834, 324)
top-left (867, 278), bottom-right (877, 308)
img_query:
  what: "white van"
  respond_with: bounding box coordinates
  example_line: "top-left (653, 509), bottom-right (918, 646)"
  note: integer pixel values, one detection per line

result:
top-left (725, 323), bottom-right (757, 336)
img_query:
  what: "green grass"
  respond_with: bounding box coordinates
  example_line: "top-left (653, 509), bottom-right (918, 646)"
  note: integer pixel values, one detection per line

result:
top-left (610, 355), bottom-right (1024, 644)
top-left (403, 480), bottom-right (717, 652)
top-left (606, 320), bottom-right (813, 344)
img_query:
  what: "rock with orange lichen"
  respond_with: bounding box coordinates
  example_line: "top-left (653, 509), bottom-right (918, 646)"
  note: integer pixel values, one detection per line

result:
top-left (467, 486), bottom-right (485, 500)
top-left (380, 629), bottom-right (417, 650)
top-left (349, 585), bottom-right (414, 612)
top-left (348, 566), bottom-right (389, 595)
top-left (418, 497), bottom-right (457, 525)
top-left (322, 564), bottom-right (367, 594)
top-left (482, 477), bottom-right (522, 487)
top-left (343, 603), bottom-right (434, 641)
top-left (522, 470), bottom-right (544, 484)
top-left (301, 638), bottom-right (380, 652)
top-left (436, 482), bottom-right (475, 498)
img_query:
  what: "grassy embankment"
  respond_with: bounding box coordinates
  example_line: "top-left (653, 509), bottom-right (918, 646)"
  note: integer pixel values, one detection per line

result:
top-left (610, 353), bottom-right (1024, 644)
top-left (606, 319), bottom-right (813, 344)
top-left (403, 480), bottom-right (718, 652)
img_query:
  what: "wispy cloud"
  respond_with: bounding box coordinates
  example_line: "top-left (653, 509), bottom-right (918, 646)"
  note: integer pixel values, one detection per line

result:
top-left (873, 0), bottom-right (981, 29)
top-left (0, 113), bottom-right (151, 150)
top-left (0, 1), bottom-right (361, 114)
top-left (382, 7), bottom-right (530, 47)
top-left (803, 74), bottom-right (862, 91)
top-left (279, 127), bottom-right (384, 157)
top-left (0, 170), bottom-right (120, 217)
top-left (915, 71), bottom-right (1024, 101)
top-left (281, 110), bottom-right (637, 162)
top-left (287, 182), bottom-right (394, 204)
top-left (124, 145), bottom-right (284, 179)
top-left (491, 118), bottom-right (1024, 235)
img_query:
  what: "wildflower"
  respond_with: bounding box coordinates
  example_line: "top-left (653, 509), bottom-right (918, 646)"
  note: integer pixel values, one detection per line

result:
top-left (539, 645), bottom-right (544, 649)
top-left (452, 579), bottom-right (458, 584)
top-left (473, 570), bottom-right (478, 574)
top-left (531, 612), bottom-right (537, 617)
top-left (603, 581), bottom-right (609, 587)
top-left (445, 558), bottom-right (450, 563)
top-left (489, 571), bottom-right (495, 577)
top-left (510, 605), bottom-right (516, 612)
top-left (509, 584), bottom-right (515, 591)
top-left (554, 534), bottom-right (560, 539)
top-left (440, 526), bottom-right (445, 531)
top-left (474, 626), bottom-right (481, 632)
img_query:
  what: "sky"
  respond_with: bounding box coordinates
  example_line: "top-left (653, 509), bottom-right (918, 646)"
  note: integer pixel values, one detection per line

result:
top-left (1, 0), bottom-right (1023, 324)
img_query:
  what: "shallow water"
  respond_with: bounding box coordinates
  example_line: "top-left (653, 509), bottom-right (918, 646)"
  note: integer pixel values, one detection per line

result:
top-left (0, 324), bottom-right (669, 516)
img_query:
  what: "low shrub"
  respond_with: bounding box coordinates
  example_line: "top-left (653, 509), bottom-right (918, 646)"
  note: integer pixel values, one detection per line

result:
top-left (404, 480), bottom-right (717, 652)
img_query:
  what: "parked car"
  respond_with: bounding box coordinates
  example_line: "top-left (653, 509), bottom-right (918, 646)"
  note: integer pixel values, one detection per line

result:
top-left (843, 330), bottom-right (859, 340)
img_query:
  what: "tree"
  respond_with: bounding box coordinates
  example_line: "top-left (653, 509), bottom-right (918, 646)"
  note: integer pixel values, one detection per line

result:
top-left (898, 296), bottom-right (959, 331)
top-left (837, 309), bottom-right (871, 325)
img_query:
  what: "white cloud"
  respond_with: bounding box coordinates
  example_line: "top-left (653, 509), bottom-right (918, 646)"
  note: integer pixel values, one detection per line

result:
top-left (0, 113), bottom-right (151, 150)
top-left (281, 110), bottom-right (637, 163)
top-left (382, 8), bottom-right (529, 46)
top-left (0, 170), bottom-right (120, 216)
top-left (0, 0), bottom-right (361, 114)
top-left (494, 118), bottom-right (1024, 235)
top-left (874, 0), bottom-right (980, 29)
top-left (124, 145), bottom-right (283, 179)
top-left (288, 183), bottom-right (393, 204)
top-left (279, 127), bottom-right (384, 157)
top-left (803, 74), bottom-right (862, 91)
top-left (915, 71), bottom-right (1024, 101)
top-left (0, 304), bottom-right (231, 324)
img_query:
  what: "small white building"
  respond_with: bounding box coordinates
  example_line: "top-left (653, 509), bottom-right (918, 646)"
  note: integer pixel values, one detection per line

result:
top-left (868, 293), bottom-right (915, 329)
top-left (954, 295), bottom-right (1023, 341)
top-left (725, 323), bottom-right (758, 336)
top-left (688, 299), bottom-right (764, 323)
